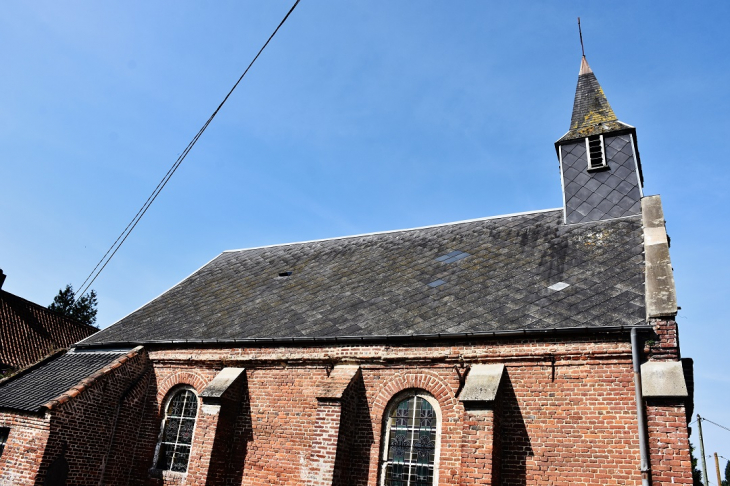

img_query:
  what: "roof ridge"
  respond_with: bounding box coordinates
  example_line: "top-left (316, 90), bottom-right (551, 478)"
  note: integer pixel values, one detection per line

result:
top-left (222, 207), bottom-right (562, 254)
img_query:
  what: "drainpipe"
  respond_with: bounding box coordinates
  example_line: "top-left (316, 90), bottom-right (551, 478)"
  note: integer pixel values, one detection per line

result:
top-left (631, 327), bottom-right (651, 486)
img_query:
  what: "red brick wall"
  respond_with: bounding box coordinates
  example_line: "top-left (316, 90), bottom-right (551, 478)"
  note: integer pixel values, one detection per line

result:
top-left (38, 349), bottom-right (149, 486)
top-left (107, 334), bottom-right (690, 486)
top-left (647, 319), bottom-right (681, 361)
top-left (646, 400), bottom-right (693, 486)
top-left (0, 410), bottom-right (50, 485)
top-left (332, 372), bottom-right (370, 486)
top-left (103, 362), bottom-right (155, 486)
top-left (0, 331), bottom-right (694, 486)
top-left (644, 318), bottom-right (693, 486)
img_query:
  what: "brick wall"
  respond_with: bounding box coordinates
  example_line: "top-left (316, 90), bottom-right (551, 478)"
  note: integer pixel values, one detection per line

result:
top-left (0, 331), bottom-right (694, 486)
top-left (102, 334), bottom-right (689, 486)
top-left (646, 400), bottom-right (693, 486)
top-left (38, 349), bottom-right (149, 486)
top-left (647, 319), bottom-right (681, 361)
top-left (644, 318), bottom-right (693, 486)
top-left (0, 410), bottom-right (50, 485)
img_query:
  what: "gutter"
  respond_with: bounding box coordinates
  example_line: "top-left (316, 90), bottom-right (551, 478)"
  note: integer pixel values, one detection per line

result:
top-left (631, 327), bottom-right (651, 486)
top-left (73, 324), bottom-right (653, 350)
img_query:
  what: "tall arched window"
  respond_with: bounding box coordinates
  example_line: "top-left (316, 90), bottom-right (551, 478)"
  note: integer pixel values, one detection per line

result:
top-left (380, 391), bottom-right (439, 486)
top-left (155, 387), bottom-right (198, 473)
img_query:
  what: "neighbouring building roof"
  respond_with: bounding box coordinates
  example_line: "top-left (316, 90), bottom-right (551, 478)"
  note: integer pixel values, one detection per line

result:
top-left (0, 348), bottom-right (131, 412)
top-left (0, 288), bottom-right (98, 370)
top-left (81, 208), bottom-right (646, 346)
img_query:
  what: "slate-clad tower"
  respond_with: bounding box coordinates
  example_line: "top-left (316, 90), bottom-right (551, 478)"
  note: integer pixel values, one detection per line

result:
top-left (556, 56), bottom-right (644, 224)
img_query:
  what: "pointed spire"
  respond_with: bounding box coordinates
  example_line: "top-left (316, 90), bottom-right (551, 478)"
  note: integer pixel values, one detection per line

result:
top-left (579, 56), bottom-right (592, 75)
top-left (557, 56), bottom-right (631, 143)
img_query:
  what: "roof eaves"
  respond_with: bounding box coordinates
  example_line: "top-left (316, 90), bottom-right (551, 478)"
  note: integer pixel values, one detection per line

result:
top-left (75, 324), bottom-right (653, 350)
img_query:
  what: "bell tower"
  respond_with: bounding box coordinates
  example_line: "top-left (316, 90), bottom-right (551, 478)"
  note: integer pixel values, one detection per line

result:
top-left (555, 56), bottom-right (644, 224)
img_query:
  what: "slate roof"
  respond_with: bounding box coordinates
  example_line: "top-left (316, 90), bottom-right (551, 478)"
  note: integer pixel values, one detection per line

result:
top-left (558, 57), bottom-right (633, 143)
top-left (0, 349), bottom-right (130, 412)
top-left (82, 209), bottom-right (646, 345)
top-left (0, 289), bottom-right (98, 370)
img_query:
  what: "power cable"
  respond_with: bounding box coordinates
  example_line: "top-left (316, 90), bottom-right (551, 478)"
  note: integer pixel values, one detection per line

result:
top-left (75, 0), bottom-right (302, 302)
top-left (703, 418), bottom-right (730, 435)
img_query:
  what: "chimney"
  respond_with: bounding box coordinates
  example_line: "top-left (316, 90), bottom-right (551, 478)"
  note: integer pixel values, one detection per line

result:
top-left (0, 269), bottom-right (5, 290)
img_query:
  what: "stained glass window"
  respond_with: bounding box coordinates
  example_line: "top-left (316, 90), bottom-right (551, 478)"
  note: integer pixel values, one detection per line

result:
top-left (156, 389), bottom-right (198, 472)
top-left (381, 393), bottom-right (438, 486)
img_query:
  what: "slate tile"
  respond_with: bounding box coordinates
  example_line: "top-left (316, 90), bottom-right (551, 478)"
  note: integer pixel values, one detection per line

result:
top-left (81, 210), bottom-right (644, 344)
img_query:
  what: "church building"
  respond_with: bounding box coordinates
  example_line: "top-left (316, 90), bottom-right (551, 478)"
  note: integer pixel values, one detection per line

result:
top-left (0, 55), bottom-right (694, 486)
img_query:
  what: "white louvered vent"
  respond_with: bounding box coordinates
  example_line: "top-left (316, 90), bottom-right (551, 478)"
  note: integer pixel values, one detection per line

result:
top-left (585, 135), bottom-right (607, 170)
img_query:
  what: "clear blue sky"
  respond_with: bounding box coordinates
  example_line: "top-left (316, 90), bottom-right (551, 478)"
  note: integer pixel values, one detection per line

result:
top-left (1, 1), bottom-right (728, 472)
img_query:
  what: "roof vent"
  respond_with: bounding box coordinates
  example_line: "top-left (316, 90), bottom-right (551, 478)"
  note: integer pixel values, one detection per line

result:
top-left (428, 279), bottom-right (446, 288)
top-left (435, 250), bottom-right (470, 263)
top-left (548, 282), bottom-right (570, 291)
top-left (585, 135), bottom-right (607, 171)
top-left (278, 271), bottom-right (292, 278)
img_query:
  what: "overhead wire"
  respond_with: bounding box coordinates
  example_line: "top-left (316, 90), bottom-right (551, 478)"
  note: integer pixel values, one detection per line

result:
top-left (75, 0), bottom-right (302, 302)
top-left (703, 417), bottom-right (730, 435)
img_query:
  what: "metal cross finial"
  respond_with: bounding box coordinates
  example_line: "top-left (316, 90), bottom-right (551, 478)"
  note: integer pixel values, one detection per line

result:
top-left (578, 17), bottom-right (585, 57)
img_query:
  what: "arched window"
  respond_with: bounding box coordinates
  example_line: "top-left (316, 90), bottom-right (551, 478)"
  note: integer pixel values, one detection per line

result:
top-left (155, 388), bottom-right (198, 472)
top-left (380, 391), bottom-right (439, 486)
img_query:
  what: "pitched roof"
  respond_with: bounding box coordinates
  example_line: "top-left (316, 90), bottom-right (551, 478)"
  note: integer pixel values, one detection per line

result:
top-left (558, 57), bottom-right (633, 143)
top-left (0, 349), bottom-right (131, 412)
top-left (81, 209), bottom-right (646, 346)
top-left (0, 289), bottom-right (98, 370)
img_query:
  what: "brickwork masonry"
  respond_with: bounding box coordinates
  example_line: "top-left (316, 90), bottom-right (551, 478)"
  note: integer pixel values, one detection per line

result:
top-left (0, 326), bottom-right (692, 486)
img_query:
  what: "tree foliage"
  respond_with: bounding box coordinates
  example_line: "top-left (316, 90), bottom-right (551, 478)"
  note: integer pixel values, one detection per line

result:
top-left (48, 284), bottom-right (98, 327)
top-left (723, 459), bottom-right (730, 486)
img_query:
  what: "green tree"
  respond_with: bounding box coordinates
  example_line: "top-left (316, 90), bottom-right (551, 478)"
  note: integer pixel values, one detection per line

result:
top-left (48, 284), bottom-right (98, 327)
top-left (722, 459), bottom-right (729, 486)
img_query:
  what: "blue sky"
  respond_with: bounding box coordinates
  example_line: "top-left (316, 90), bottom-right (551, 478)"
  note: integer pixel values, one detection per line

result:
top-left (1, 1), bottom-right (729, 471)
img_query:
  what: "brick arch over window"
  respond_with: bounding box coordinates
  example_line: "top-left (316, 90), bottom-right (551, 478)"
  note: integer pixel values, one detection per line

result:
top-left (156, 371), bottom-right (207, 405)
top-left (368, 371), bottom-right (461, 486)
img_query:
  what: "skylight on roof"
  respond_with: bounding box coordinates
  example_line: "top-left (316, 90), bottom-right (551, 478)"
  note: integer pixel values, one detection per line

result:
top-left (435, 250), bottom-right (470, 263)
top-left (548, 282), bottom-right (570, 291)
top-left (427, 279), bottom-right (446, 288)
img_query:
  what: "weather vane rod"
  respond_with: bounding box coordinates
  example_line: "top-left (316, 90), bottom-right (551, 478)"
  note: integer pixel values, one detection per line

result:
top-left (578, 17), bottom-right (585, 57)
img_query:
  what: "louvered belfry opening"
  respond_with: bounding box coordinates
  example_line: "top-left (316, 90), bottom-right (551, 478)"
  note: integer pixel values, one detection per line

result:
top-left (586, 135), bottom-right (606, 170)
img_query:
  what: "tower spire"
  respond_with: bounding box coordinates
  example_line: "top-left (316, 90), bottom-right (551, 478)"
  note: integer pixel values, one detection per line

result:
top-left (557, 45), bottom-right (630, 143)
top-left (554, 43), bottom-right (644, 225)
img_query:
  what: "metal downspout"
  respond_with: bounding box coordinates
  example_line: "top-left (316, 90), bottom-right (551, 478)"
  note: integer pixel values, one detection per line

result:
top-left (631, 327), bottom-right (651, 486)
